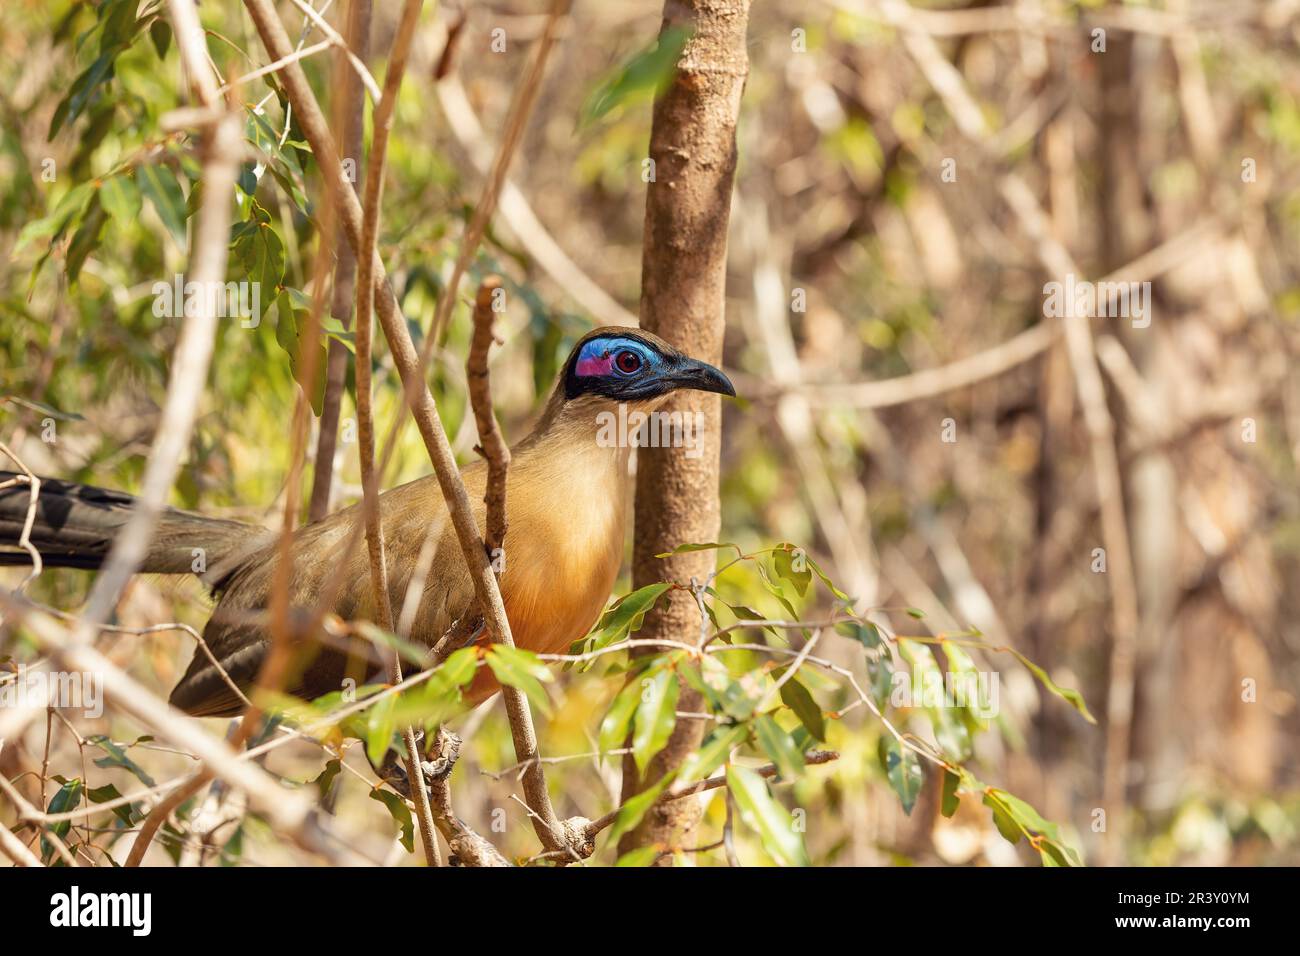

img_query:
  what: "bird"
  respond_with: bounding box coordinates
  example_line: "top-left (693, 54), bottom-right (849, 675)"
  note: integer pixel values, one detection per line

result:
top-left (0, 327), bottom-right (734, 720)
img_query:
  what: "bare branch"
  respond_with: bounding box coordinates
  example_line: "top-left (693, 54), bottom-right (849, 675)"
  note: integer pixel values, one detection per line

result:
top-left (467, 276), bottom-right (510, 556)
top-left (0, 819), bottom-right (41, 867)
top-left (351, 0), bottom-right (441, 867)
top-left (310, 0), bottom-right (372, 522)
top-left (0, 443), bottom-right (43, 590)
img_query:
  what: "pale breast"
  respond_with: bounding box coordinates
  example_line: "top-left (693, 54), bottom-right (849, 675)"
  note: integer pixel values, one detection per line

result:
top-left (498, 450), bottom-right (629, 656)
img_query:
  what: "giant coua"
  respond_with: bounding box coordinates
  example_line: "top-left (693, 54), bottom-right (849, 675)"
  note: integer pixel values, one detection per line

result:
top-left (0, 328), bottom-right (734, 716)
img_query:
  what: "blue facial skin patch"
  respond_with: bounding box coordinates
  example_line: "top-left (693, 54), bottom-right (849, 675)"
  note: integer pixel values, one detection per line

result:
top-left (573, 337), bottom-right (658, 379)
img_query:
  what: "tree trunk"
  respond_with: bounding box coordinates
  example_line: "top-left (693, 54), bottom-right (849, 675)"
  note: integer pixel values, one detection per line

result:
top-left (617, 0), bottom-right (750, 863)
top-left (309, 0), bottom-right (370, 522)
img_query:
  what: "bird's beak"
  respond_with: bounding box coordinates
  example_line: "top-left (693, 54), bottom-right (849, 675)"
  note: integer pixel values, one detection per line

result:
top-left (669, 358), bottom-right (737, 398)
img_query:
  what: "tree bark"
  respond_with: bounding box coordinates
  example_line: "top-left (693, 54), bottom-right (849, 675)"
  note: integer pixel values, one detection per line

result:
top-left (309, 0), bottom-right (371, 522)
top-left (618, 0), bottom-right (750, 863)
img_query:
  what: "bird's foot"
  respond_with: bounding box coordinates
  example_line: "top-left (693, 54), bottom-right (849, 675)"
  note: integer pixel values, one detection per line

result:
top-left (374, 728), bottom-right (462, 800)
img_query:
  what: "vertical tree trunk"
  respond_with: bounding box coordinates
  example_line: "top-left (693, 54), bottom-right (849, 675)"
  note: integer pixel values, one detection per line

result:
top-left (618, 0), bottom-right (751, 862)
top-left (309, 0), bottom-right (371, 522)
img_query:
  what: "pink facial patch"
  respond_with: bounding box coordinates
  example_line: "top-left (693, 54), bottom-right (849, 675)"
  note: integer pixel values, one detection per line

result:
top-left (575, 352), bottom-right (614, 377)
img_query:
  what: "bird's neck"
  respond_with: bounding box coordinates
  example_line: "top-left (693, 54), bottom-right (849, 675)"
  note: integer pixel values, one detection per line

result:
top-left (512, 388), bottom-right (641, 477)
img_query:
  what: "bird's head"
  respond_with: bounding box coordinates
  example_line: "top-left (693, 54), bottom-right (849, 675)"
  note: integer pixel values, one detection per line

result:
top-left (559, 327), bottom-right (735, 410)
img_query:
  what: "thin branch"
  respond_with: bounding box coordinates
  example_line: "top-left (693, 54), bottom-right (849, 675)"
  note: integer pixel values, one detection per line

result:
top-left (283, 0), bottom-right (382, 103)
top-left (351, 0), bottom-right (440, 867)
top-left (0, 443), bottom-right (43, 590)
top-left (467, 276), bottom-right (510, 556)
top-left (0, 772), bottom-right (79, 866)
top-left (753, 216), bottom-right (1222, 410)
top-left (0, 820), bottom-right (42, 867)
top-left (310, 0), bottom-right (372, 522)
top-left (217, 39), bottom-right (333, 94)
top-left (126, 771), bottom-right (209, 867)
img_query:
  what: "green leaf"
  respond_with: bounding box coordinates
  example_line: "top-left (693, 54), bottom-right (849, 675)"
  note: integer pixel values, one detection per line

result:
top-left (352, 620), bottom-right (435, 670)
top-left (654, 541), bottom-right (739, 558)
top-left (388, 646), bottom-right (480, 729)
top-left (42, 778), bottom-right (83, 864)
top-left (587, 582), bottom-right (672, 651)
top-left (149, 18), bottom-right (172, 58)
top-left (1, 396), bottom-right (84, 421)
top-left (723, 604), bottom-right (763, 625)
top-left (838, 619), bottom-right (885, 649)
top-left (49, 50), bottom-right (117, 138)
top-left (898, 638), bottom-right (970, 759)
top-left (607, 773), bottom-right (674, 845)
top-left (772, 544), bottom-right (812, 597)
top-left (221, 824), bottom-right (244, 867)
top-left (878, 736), bottom-right (923, 815)
top-left (14, 181), bottom-right (94, 254)
top-left (984, 792), bottom-right (1022, 844)
top-left (486, 645), bottom-right (554, 718)
top-left (940, 639), bottom-right (992, 731)
top-left (87, 735), bottom-right (156, 787)
top-left (615, 845), bottom-right (661, 867)
top-left (940, 769), bottom-right (961, 818)
top-left (632, 668), bottom-right (679, 772)
top-left (598, 678), bottom-right (642, 755)
top-left (727, 765), bottom-right (809, 867)
top-left (274, 289), bottom-right (325, 413)
top-left (311, 759), bottom-right (343, 800)
top-left (580, 25), bottom-right (694, 127)
top-left (233, 206), bottom-right (284, 320)
top-left (754, 560), bottom-right (800, 621)
top-left (365, 692), bottom-right (397, 766)
top-left (678, 722), bottom-right (749, 785)
top-left (754, 715), bottom-right (804, 781)
top-left (778, 676), bottom-right (826, 742)
top-left (805, 554), bottom-right (852, 602)
top-left (983, 788), bottom-right (1083, 866)
top-left (1007, 648), bottom-right (1096, 724)
top-left (87, 782), bottom-right (138, 827)
top-left (136, 163), bottom-right (188, 249)
top-left (369, 788), bottom-right (414, 853)
top-left (65, 195), bottom-right (107, 282)
top-left (99, 173), bottom-right (141, 223)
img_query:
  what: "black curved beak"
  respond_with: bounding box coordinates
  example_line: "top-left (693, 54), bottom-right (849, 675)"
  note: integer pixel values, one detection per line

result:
top-left (670, 358), bottom-right (737, 397)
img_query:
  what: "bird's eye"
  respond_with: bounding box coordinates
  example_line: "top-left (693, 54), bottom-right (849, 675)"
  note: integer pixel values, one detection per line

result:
top-left (614, 350), bottom-right (642, 374)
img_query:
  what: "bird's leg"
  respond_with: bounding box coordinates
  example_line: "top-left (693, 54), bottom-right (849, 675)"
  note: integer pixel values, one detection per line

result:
top-left (372, 727), bottom-right (462, 800)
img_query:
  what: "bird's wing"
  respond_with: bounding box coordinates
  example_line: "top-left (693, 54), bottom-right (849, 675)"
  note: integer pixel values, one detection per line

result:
top-left (168, 472), bottom-right (484, 718)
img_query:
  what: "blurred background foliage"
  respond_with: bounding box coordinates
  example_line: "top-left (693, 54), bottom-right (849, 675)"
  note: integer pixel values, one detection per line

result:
top-left (1, 0), bottom-right (1298, 866)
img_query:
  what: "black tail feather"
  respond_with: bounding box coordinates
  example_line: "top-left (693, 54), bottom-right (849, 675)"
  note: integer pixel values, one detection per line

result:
top-left (0, 471), bottom-right (262, 577)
